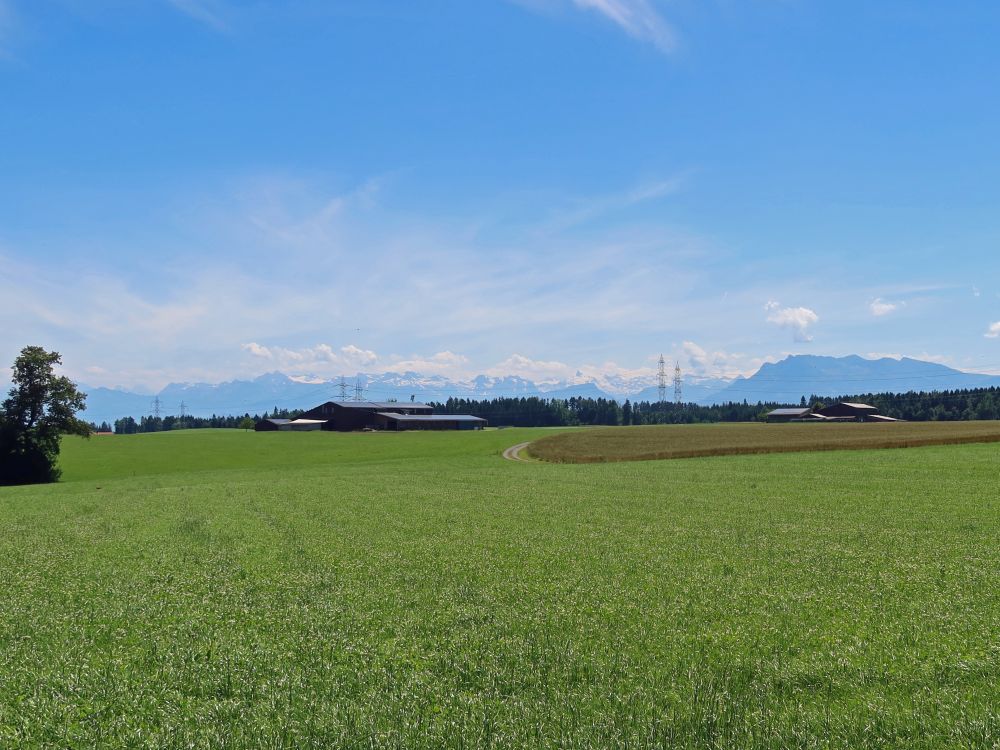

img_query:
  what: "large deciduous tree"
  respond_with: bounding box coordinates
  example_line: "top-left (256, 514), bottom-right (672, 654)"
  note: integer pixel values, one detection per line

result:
top-left (0, 346), bottom-right (90, 485)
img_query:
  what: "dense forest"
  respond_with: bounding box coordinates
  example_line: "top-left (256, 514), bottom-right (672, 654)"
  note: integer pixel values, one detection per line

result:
top-left (433, 386), bottom-right (1000, 427)
top-left (96, 407), bottom-right (303, 434)
top-left (431, 397), bottom-right (769, 426)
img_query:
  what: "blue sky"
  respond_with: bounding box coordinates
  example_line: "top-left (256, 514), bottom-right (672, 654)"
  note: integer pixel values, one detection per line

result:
top-left (2, 0), bottom-right (1000, 390)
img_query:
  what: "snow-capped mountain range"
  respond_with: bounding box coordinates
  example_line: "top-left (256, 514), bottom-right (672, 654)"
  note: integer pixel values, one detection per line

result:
top-left (73, 369), bottom-right (729, 421)
top-left (12, 355), bottom-right (999, 422)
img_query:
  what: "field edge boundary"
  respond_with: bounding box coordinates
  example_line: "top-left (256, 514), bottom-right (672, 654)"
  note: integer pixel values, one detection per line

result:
top-left (529, 431), bottom-right (1000, 465)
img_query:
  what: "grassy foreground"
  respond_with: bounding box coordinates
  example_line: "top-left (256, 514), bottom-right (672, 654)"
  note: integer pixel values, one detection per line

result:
top-left (0, 428), bottom-right (998, 748)
top-left (527, 420), bottom-right (1000, 463)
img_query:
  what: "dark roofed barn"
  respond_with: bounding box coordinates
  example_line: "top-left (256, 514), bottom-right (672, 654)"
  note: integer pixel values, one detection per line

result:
top-left (765, 407), bottom-right (813, 423)
top-left (279, 401), bottom-right (485, 432)
top-left (375, 412), bottom-right (486, 431)
top-left (297, 401), bottom-right (434, 431)
top-left (816, 402), bottom-right (880, 421)
top-left (254, 417), bottom-right (326, 431)
top-left (766, 402), bottom-right (898, 424)
top-left (255, 418), bottom-right (291, 431)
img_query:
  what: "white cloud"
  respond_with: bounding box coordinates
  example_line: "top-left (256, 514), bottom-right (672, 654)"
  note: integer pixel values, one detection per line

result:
top-left (384, 351), bottom-right (472, 377)
top-left (242, 342), bottom-right (273, 359)
top-left (340, 344), bottom-right (378, 367)
top-left (985, 322), bottom-right (1000, 339)
top-left (870, 298), bottom-right (901, 317)
top-left (681, 341), bottom-right (760, 379)
top-left (487, 354), bottom-right (573, 383)
top-left (765, 300), bottom-right (819, 342)
top-left (240, 343), bottom-right (378, 372)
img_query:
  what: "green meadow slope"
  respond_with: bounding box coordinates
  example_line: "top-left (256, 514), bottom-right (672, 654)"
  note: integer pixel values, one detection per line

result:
top-left (1, 428), bottom-right (998, 748)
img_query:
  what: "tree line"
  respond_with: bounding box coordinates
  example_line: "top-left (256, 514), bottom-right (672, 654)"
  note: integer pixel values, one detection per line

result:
top-left (431, 397), bottom-right (774, 427)
top-left (432, 387), bottom-right (1000, 427)
top-left (106, 407), bottom-right (303, 434)
top-left (809, 387), bottom-right (1000, 422)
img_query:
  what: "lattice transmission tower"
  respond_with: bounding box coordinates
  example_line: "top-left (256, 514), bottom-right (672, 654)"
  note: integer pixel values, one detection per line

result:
top-left (673, 361), bottom-right (683, 405)
top-left (657, 354), bottom-right (667, 403)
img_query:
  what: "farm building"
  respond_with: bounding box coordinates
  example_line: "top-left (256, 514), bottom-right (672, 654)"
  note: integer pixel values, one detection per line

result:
top-left (864, 414), bottom-right (900, 422)
top-left (254, 418), bottom-right (326, 432)
top-left (766, 402), bottom-right (899, 424)
top-left (255, 418), bottom-right (290, 431)
top-left (816, 402), bottom-right (881, 420)
top-left (765, 407), bottom-right (813, 423)
top-left (255, 401), bottom-right (486, 432)
top-left (375, 412), bottom-right (486, 431)
top-left (297, 401), bottom-right (434, 431)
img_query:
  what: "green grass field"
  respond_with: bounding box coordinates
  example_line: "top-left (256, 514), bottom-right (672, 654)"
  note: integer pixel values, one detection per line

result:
top-left (528, 420), bottom-right (1000, 463)
top-left (2, 428), bottom-right (999, 748)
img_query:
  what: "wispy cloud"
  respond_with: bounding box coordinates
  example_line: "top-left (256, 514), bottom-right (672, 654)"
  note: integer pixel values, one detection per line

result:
top-left (572, 0), bottom-right (675, 52)
top-left (765, 300), bottom-right (819, 343)
top-left (0, 0), bottom-right (16, 58)
top-left (167, 0), bottom-right (229, 31)
top-left (985, 322), bottom-right (1000, 339)
top-left (515, 0), bottom-right (676, 54)
top-left (1, 171), bottom-right (718, 390)
top-left (532, 176), bottom-right (685, 235)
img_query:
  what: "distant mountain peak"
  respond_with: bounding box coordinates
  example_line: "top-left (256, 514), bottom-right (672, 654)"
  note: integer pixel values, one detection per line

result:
top-left (710, 353), bottom-right (998, 406)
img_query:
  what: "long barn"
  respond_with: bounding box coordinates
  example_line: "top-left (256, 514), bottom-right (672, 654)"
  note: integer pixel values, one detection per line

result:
top-left (765, 402), bottom-right (899, 423)
top-left (256, 401), bottom-right (486, 432)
